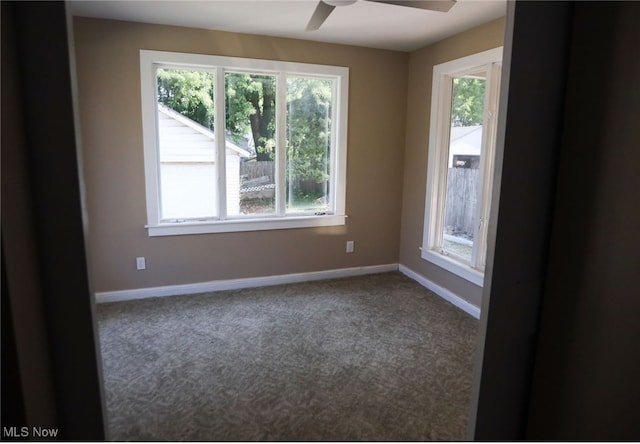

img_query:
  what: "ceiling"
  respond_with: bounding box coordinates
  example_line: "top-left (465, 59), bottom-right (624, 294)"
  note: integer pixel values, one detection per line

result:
top-left (68, 0), bottom-right (506, 52)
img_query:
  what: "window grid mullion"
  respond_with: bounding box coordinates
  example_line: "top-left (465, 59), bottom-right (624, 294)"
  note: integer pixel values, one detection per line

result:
top-left (275, 72), bottom-right (287, 216)
top-left (474, 62), bottom-right (501, 269)
top-left (433, 75), bottom-right (454, 252)
top-left (151, 64), bottom-right (163, 224)
top-left (470, 63), bottom-right (492, 269)
top-left (215, 67), bottom-right (227, 220)
top-left (328, 79), bottom-right (338, 214)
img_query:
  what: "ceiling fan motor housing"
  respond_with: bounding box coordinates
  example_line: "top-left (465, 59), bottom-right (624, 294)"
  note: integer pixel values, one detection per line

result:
top-left (322, 0), bottom-right (358, 6)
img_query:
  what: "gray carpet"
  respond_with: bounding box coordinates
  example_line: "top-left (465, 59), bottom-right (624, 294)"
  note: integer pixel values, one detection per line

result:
top-left (97, 272), bottom-right (479, 441)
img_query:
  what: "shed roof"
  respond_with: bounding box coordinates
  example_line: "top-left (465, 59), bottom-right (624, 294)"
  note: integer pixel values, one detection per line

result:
top-left (158, 103), bottom-right (250, 162)
top-left (450, 125), bottom-right (482, 157)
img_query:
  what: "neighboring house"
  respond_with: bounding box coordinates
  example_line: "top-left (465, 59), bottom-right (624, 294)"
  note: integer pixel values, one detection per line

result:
top-left (449, 125), bottom-right (482, 168)
top-left (157, 104), bottom-right (250, 218)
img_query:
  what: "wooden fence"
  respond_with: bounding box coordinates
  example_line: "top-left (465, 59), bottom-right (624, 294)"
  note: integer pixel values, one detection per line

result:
top-left (240, 161), bottom-right (275, 183)
top-left (240, 163), bottom-right (478, 228)
top-left (444, 167), bottom-right (479, 238)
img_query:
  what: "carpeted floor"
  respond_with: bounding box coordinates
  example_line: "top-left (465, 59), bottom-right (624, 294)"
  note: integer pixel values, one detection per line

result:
top-left (97, 272), bottom-right (479, 441)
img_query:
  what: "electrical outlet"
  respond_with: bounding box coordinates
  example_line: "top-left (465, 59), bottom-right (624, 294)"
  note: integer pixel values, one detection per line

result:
top-left (136, 257), bottom-right (146, 270)
top-left (346, 240), bottom-right (354, 253)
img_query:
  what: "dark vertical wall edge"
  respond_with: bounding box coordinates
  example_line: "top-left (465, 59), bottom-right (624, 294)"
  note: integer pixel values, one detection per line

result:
top-left (1, 246), bottom-right (27, 430)
top-left (9, 1), bottom-right (106, 439)
top-left (1, 0), bottom-right (58, 430)
top-left (526, 2), bottom-right (640, 439)
top-left (471, 1), bottom-right (574, 439)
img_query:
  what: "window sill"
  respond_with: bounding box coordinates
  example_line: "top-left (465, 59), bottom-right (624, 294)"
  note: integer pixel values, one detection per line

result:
top-left (420, 247), bottom-right (484, 287)
top-left (146, 214), bottom-right (346, 236)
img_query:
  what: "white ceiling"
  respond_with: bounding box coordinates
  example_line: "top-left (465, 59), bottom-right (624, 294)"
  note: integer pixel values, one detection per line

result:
top-left (68, 0), bottom-right (506, 52)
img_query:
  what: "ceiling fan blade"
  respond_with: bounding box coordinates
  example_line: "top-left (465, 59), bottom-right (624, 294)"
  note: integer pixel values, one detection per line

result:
top-left (306, 1), bottom-right (337, 31)
top-left (368, 0), bottom-right (457, 13)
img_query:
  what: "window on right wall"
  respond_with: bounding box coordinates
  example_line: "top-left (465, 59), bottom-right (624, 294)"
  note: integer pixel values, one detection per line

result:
top-left (421, 47), bottom-right (503, 286)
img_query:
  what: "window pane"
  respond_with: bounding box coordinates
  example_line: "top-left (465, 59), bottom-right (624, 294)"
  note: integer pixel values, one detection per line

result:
top-left (156, 68), bottom-right (217, 220)
top-left (285, 77), bottom-right (332, 214)
top-left (225, 72), bottom-right (276, 216)
top-left (442, 73), bottom-right (486, 262)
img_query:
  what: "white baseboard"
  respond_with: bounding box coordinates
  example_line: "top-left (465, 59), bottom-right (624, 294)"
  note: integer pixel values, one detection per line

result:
top-left (398, 264), bottom-right (481, 319)
top-left (95, 263), bottom-right (399, 304)
top-left (96, 263), bottom-right (482, 319)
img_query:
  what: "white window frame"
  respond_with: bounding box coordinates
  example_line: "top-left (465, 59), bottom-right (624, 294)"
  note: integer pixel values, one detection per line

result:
top-left (421, 47), bottom-right (503, 286)
top-left (140, 50), bottom-right (349, 236)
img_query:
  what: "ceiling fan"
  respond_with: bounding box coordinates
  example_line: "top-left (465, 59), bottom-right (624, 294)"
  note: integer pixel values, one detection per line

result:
top-left (306, 0), bottom-right (457, 31)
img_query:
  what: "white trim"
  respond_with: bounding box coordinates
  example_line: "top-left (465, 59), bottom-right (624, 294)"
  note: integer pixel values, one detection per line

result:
top-left (334, 68), bottom-right (349, 216)
top-left (142, 50), bottom-right (349, 78)
top-left (475, 61), bottom-right (502, 269)
top-left (147, 214), bottom-right (346, 236)
top-left (421, 47), bottom-right (503, 285)
top-left (95, 261), bottom-right (481, 320)
top-left (275, 72), bottom-right (287, 215)
top-left (420, 248), bottom-right (484, 287)
top-left (433, 47), bottom-right (503, 78)
top-left (141, 55), bottom-right (162, 227)
top-left (95, 263), bottom-right (398, 304)
top-left (398, 264), bottom-right (481, 319)
top-left (424, 58), bottom-right (453, 254)
top-left (214, 66), bottom-right (227, 220)
top-left (140, 50), bottom-right (349, 236)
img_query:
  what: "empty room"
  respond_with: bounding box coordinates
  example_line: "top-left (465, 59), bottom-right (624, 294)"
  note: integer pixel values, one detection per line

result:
top-left (67, 0), bottom-right (505, 439)
top-left (5, 0), bottom-right (639, 441)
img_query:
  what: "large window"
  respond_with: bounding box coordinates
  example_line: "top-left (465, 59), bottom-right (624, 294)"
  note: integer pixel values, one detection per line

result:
top-left (421, 48), bottom-right (502, 286)
top-left (140, 51), bottom-right (348, 236)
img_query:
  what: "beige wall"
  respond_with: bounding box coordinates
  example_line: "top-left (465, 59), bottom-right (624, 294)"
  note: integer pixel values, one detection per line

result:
top-left (73, 18), bottom-right (408, 292)
top-left (399, 18), bottom-right (506, 307)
